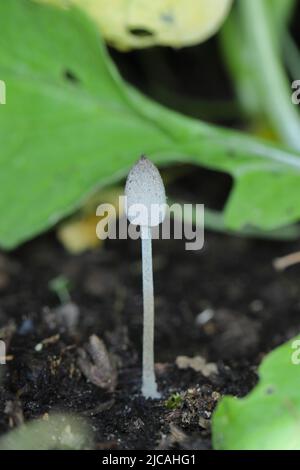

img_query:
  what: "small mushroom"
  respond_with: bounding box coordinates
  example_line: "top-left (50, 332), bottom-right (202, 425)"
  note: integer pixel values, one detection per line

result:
top-left (125, 156), bottom-right (166, 399)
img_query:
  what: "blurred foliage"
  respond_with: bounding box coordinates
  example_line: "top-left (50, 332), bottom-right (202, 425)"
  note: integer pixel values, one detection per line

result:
top-left (212, 335), bottom-right (300, 450)
top-left (35, 0), bottom-right (233, 50)
top-left (165, 392), bottom-right (183, 410)
top-left (221, 0), bottom-right (300, 150)
top-left (1, 0), bottom-right (300, 249)
top-left (49, 275), bottom-right (71, 303)
top-left (57, 187), bottom-right (122, 253)
top-left (0, 413), bottom-right (93, 450)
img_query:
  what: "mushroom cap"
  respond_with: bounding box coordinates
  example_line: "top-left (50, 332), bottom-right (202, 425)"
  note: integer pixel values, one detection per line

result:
top-left (125, 156), bottom-right (166, 227)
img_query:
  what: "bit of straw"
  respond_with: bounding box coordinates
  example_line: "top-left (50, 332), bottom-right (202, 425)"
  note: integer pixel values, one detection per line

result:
top-left (273, 251), bottom-right (300, 271)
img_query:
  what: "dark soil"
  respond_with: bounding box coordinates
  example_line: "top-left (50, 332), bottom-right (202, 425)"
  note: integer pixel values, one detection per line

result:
top-left (1, 212), bottom-right (300, 449)
top-left (1, 6), bottom-right (300, 448)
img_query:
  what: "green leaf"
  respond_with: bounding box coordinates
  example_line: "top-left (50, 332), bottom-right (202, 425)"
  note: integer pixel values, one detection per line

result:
top-left (1, 0), bottom-right (300, 249)
top-left (212, 335), bottom-right (300, 450)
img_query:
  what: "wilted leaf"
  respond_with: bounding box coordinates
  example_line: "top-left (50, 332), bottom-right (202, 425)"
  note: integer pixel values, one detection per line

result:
top-left (57, 187), bottom-right (122, 253)
top-left (35, 0), bottom-right (233, 49)
top-left (57, 214), bottom-right (102, 253)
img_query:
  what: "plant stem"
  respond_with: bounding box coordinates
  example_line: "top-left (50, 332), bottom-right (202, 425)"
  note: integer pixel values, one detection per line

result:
top-left (284, 33), bottom-right (300, 82)
top-left (239, 0), bottom-right (300, 151)
top-left (141, 225), bottom-right (160, 399)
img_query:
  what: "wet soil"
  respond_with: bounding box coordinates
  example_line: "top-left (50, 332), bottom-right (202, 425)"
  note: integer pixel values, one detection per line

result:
top-left (1, 219), bottom-right (300, 449)
top-left (1, 8), bottom-right (300, 448)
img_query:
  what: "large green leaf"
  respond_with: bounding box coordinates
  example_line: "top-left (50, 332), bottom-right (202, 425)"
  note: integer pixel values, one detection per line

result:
top-left (1, 0), bottom-right (300, 249)
top-left (212, 335), bottom-right (300, 450)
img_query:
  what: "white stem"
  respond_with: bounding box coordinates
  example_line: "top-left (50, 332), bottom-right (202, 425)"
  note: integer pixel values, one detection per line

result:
top-left (141, 225), bottom-right (160, 399)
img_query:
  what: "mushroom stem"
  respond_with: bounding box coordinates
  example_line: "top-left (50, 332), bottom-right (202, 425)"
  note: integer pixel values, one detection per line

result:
top-left (141, 225), bottom-right (160, 399)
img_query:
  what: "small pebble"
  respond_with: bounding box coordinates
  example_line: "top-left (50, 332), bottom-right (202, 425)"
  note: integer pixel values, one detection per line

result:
top-left (18, 318), bottom-right (34, 336)
top-left (250, 299), bottom-right (264, 313)
top-left (195, 309), bottom-right (215, 326)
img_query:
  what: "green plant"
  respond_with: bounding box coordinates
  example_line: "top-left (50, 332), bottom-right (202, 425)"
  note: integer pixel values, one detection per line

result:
top-left (165, 392), bottom-right (183, 410)
top-left (1, 0), bottom-right (300, 249)
top-left (49, 275), bottom-right (71, 304)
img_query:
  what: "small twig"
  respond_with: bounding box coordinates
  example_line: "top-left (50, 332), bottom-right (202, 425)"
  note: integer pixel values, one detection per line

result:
top-left (42, 334), bottom-right (60, 346)
top-left (273, 251), bottom-right (300, 271)
top-left (0, 355), bottom-right (14, 362)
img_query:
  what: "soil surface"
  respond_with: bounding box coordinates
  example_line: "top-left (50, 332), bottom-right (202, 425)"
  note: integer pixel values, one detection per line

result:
top-left (1, 209), bottom-right (300, 449)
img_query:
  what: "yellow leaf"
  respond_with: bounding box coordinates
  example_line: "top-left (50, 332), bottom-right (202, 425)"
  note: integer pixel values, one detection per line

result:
top-left (57, 214), bottom-right (102, 254)
top-left (34, 0), bottom-right (233, 50)
top-left (57, 188), bottom-right (123, 253)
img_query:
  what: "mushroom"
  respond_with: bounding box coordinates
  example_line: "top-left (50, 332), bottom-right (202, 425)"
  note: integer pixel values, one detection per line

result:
top-left (125, 156), bottom-right (166, 398)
